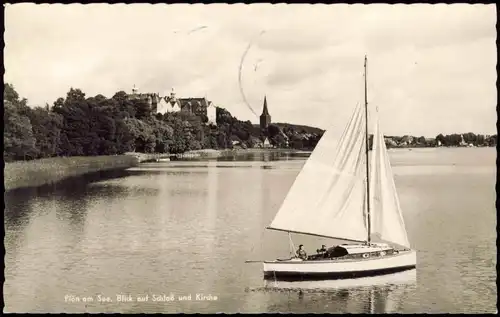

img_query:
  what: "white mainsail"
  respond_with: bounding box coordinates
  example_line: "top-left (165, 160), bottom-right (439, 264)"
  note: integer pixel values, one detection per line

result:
top-left (267, 102), bottom-right (369, 242)
top-left (369, 113), bottom-right (411, 248)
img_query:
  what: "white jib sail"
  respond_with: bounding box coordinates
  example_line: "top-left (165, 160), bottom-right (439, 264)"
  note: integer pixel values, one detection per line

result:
top-left (268, 102), bottom-right (368, 242)
top-left (369, 114), bottom-right (411, 248)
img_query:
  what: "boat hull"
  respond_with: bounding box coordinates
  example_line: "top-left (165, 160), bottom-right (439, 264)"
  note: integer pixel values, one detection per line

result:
top-left (263, 268), bottom-right (417, 290)
top-left (263, 250), bottom-right (416, 281)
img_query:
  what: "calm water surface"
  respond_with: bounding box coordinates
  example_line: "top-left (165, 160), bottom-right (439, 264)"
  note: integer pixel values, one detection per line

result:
top-left (4, 148), bottom-right (497, 313)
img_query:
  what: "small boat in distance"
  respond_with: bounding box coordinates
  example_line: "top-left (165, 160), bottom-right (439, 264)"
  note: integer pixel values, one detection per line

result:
top-left (262, 56), bottom-right (417, 281)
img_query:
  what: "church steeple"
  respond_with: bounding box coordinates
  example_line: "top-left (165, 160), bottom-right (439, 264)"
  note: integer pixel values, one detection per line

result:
top-left (261, 96), bottom-right (270, 116)
top-left (260, 95), bottom-right (271, 129)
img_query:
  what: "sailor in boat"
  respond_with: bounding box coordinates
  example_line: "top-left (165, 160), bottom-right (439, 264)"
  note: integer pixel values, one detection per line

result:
top-left (303, 244), bottom-right (330, 260)
top-left (309, 245), bottom-right (339, 260)
top-left (316, 245), bottom-right (327, 254)
top-left (295, 244), bottom-right (307, 260)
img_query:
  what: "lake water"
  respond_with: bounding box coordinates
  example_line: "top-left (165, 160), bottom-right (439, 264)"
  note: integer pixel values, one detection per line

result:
top-left (4, 147), bottom-right (497, 313)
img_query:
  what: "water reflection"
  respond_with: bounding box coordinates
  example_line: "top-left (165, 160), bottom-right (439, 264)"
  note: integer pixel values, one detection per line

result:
top-left (126, 160), bottom-right (307, 172)
top-left (261, 270), bottom-right (417, 313)
top-left (4, 189), bottom-right (36, 229)
top-left (214, 151), bottom-right (311, 162)
top-left (5, 188), bottom-right (93, 311)
top-left (3, 148), bottom-right (497, 313)
top-left (199, 161), bottom-right (218, 289)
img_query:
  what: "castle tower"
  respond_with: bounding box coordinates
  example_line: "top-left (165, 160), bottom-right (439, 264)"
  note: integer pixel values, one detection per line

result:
top-left (259, 95), bottom-right (271, 129)
top-left (132, 84), bottom-right (138, 95)
top-left (169, 87), bottom-right (176, 104)
top-left (167, 87), bottom-right (181, 113)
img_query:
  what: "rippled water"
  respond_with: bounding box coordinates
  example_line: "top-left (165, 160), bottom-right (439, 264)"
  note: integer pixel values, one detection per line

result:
top-left (4, 147), bottom-right (497, 313)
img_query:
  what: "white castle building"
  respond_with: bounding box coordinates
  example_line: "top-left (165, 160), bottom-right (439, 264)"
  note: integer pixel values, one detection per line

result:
top-left (128, 86), bottom-right (217, 126)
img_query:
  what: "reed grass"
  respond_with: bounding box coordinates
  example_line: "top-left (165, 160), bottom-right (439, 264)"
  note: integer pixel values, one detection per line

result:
top-left (4, 155), bottom-right (139, 191)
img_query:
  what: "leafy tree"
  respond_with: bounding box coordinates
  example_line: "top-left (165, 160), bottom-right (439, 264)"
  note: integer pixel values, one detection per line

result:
top-left (463, 132), bottom-right (477, 145)
top-left (25, 107), bottom-right (63, 158)
top-left (188, 139), bottom-right (202, 151)
top-left (112, 91), bottom-right (136, 118)
top-left (487, 135), bottom-right (497, 146)
top-left (4, 83), bottom-right (20, 103)
top-left (56, 89), bottom-right (92, 156)
top-left (145, 117), bottom-right (174, 153)
top-left (123, 118), bottom-right (156, 153)
top-left (65, 88), bottom-right (86, 106)
top-left (133, 98), bottom-right (152, 120)
top-left (476, 134), bottom-right (486, 146)
top-left (114, 118), bottom-right (135, 154)
top-left (3, 101), bottom-right (38, 161)
top-left (267, 124), bottom-right (281, 138)
top-left (435, 134), bottom-right (445, 145)
top-left (216, 131), bottom-right (228, 149)
top-left (52, 97), bottom-right (65, 113)
top-left (271, 133), bottom-right (287, 148)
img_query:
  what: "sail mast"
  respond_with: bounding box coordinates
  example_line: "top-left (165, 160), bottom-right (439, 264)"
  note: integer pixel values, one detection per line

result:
top-left (364, 55), bottom-right (372, 245)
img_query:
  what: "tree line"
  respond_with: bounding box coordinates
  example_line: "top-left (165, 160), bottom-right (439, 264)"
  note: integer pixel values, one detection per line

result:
top-left (5, 83), bottom-right (494, 163)
top-left (3, 84), bottom-right (323, 162)
top-left (383, 133), bottom-right (496, 148)
top-left (434, 133), bottom-right (496, 147)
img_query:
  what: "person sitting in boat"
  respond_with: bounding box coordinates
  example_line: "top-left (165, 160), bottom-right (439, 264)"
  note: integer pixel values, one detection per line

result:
top-left (296, 245), bottom-right (307, 260)
top-left (316, 245), bottom-right (327, 254)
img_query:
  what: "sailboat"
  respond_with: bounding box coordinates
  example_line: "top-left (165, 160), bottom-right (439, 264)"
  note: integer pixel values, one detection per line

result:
top-left (262, 56), bottom-right (417, 280)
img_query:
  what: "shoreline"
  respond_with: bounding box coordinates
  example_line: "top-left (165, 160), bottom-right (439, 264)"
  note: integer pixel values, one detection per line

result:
top-left (125, 145), bottom-right (495, 161)
top-left (169, 146), bottom-right (492, 159)
top-left (125, 148), bottom-right (313, 161)
top-left (4, 146), bottom-right (493, 191)
top-left (4, 155), bottom-right (139, 192)
top-left (182, 148), bottom-right (312, 157)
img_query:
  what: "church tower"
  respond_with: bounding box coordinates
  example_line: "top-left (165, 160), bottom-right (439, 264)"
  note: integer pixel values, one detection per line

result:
top-left (259, 95), bottom-right (271, 129)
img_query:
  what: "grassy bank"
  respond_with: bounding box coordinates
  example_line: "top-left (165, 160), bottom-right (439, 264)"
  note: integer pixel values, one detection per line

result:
top-left (4, 155), bottom-right (139, 192)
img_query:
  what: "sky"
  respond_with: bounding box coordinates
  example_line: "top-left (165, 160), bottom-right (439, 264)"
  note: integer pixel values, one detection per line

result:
top-left (4, 3), bottom-right (497, 137)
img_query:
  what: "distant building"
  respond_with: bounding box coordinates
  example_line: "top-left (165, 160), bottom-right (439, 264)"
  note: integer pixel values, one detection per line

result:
top-left (128, 85), bottom-right (161, 112)
top-left (128, 86), bottom-right (216, 125)
top-left (179, 98), bottom-right (209, 117)
top-left (260, 96), bottom-right (271, 129)
top-left (157, 93), bottom-right (172, 113)
top-left (384, 137), bottom-right (397, 147)
top-left (162, 88), bottom-right (181, 113)
top-left (425, 138), bottom-right (437, 147)
top-left (400, 135), bottom-right (413, 145)
top-left (262, 137), bottom-right (271, 148)
top-left (459, 134), bottom-right (468, 147)
top-left (207, 101), bottom-right (217, 126)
